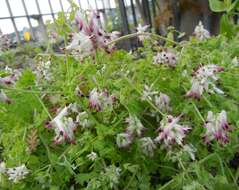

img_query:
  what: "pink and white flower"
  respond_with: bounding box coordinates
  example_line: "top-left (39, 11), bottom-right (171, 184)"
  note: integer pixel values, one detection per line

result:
top-left (153, 50), bottom-right (177, 67)
top-left (203, 110), bottom-right (231, 145)
top-left (193, 21), bottom-right (210, 41)
top-left (6, 164), bottom-right (29, 183)
top-left (155, 115), bottom-right (190, 147)
top-left (136, 24), bottom-right (150, 42)
top-left (186, 64), bottom-right (224, 99)
top-left (0, 69), bottom-right (21, 86)
top-left (66, 11), bottom-right (120, 58)
top-left (116, 133), bottom-right (133, 148)
top-left (47, 104), bottom-right (77, 144)
top-left (89, 88), bottom-right (115, 112)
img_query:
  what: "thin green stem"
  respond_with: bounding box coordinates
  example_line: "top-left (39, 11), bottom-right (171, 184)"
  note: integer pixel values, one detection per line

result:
top-left (107, 32), bottom-right (180, 46)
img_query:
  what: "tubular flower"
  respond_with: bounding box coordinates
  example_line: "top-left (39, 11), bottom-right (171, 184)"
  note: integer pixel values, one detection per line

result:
top-left (155, 92), bottom-right (171, 112)
top-left (203, 110), bottom-right (231, 145)
top-left (125, 114), bottom-right (145, 137)
top-left (47, 104), bottom-right (78, 144)
top-left (186, 64), bottom-right (224, 99)
top-left (89, 88), bottom-right (115, 112)
top-left (139, 137), bottom-right (156, 157)
top-left (0, 89), bottom-right (11, 104)
top-left (193, 21), bottom-right (210, 41)
top-left (155, 115), bottom-right (190, 147)
top-left (153, 50), bottom-right (177, 67)
top-left (136, 24), bottom-right (150, 42)
top-left (66, 11), bottom-right (120, 59)
top-left (6, 164), bottom-right (29, 183)
top-left (116, 133), bottom-right (133, 148)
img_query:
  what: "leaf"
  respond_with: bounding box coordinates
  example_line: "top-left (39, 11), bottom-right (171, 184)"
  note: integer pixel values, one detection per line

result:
top-left (209, 0), bottom-right (227, 12)
top-left (227, 0), bottom-right (239, 12)
top-left (220, 14), bottom-right (235, 38)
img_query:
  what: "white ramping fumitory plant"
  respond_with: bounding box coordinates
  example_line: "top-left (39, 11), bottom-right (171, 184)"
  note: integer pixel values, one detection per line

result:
top-left (66, 11), bottom-right (120, 59)
top-left (153, 50), bottom-right (177, 67)
top-left (186, 64), bottom-right (224, 98)
top-left (136, 24), bottom-right (150, 42)
top-left (1, 5), bottom-right (239, 189)
top-left (193, 21), bottom-right (210, 41)
top-left (203, 110), bottom-right (231, 145)
top-left (6, 164), bottom-right (29, 183)
top-left (155, 115), bottom-right (191, 147)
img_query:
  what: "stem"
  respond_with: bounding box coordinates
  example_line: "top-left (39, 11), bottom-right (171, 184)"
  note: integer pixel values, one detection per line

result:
top-left (107, 32), bottom-right (180, 46)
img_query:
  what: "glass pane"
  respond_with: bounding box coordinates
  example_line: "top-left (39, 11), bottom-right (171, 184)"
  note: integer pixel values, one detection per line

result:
top-left (9, 0), bottom-right (26, 16)
top-left (0, 19), bottom-right (15, 34)
top-left (43, 15), bottom-right (54, 24)
top-left (15, 17), bottom-right (29, 32)
top-left (0, 1), bottom-right (10, 17)
top-left (51, 0), bottom-right (62, 13)
top-left (61, 0), bottom-right (71, 12)
top-left (30, 18), bottom-right (39, 27)
top-left (24, 0), bottom-right (39, 15)
top-left (38, 0), bottom-right (51, 14)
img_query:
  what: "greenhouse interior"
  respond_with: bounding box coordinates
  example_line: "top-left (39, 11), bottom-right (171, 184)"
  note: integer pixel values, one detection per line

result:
top-left (0, 0), bottom-right (239, 189)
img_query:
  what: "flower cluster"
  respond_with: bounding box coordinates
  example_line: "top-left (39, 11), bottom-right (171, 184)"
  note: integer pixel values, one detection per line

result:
top-left (0, 29), bottom-right (12, 51)
top-left (155, 115), bottom-right (191, 147)
top-left (193, 21), bottom-right (210, 41)
top-left (66, 11), bottom-right (120, 59)
top-left (0, 67), bottom-right (21, 104)
top-left (141, 85), bottom-right (171, 112)
top-left (47, 103), bottom-right (94, 144)
top-left (139, 137), bottom-right (156, 157)
top-left (0, 162), bottom-right (29, 183)
top-left (0, 68), bottom-right (21, 86)
top-left (203, 110), bottom-right (231, 145)
top-left (153, 49), bottom-right (177, 67)
top-left (186, 64), bottom-right (224, 99)
top-left (116, 114), bottom-right (144, 148)
top-left (89, 88), bottom-right (115, 112)
top-left (34, 59), bottom-right (52, 83)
